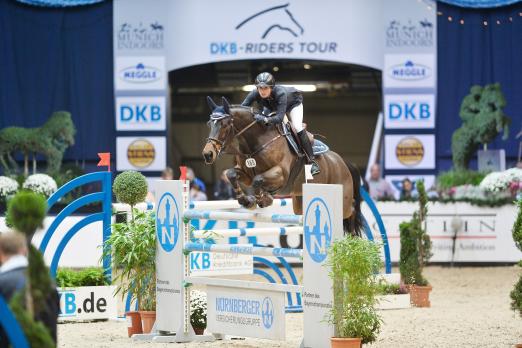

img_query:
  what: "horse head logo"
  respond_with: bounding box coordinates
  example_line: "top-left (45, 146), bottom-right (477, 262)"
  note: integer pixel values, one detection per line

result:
top-left (236, 3), bottom-right (304, 39)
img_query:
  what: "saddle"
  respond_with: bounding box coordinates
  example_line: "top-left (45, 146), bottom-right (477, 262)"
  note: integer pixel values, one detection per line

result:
top-left (276, 117), bottom-right (329, 157)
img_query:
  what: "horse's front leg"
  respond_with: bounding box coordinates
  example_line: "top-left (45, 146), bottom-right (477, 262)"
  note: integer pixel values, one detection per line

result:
top-left (253, 166), bottom-right (284, 208)
top-left (226, 167), bottom-right (256, 209)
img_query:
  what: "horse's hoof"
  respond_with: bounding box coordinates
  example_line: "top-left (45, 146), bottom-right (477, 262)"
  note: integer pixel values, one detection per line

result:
top-left (238, 195), bottom-right (256, 209)
top-left (257, 195), bottom-right (273, 208)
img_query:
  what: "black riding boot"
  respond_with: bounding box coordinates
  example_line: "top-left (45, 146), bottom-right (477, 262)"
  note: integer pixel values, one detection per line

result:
top-left (298, 130), bottom-right (320, 175)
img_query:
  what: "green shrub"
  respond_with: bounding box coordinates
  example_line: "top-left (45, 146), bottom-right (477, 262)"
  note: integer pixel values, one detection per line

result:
top-left (326, 236), bottom-right (383, 343)
top-left (437, 170), bottom-right (487, 190)
top-left (113, 171), bottom-right (148, 222)
top-left (399, 180), bottom-right (432, 286)
top-left (103, 210), bottom-right (156, 311)
top-left (513, 199), bottom-right (522, 252)
top-left (56, 268), bottom-right (108, 288)
top-left (511, 275), bottom-right (522, 317)
top-left (6, 190), bottom-right (47, 235)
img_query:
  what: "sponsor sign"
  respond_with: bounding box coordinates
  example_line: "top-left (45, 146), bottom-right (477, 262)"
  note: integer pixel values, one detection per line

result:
top-left (385, 134), bottom-right (435, 169)
top-left (154, 180), bottom-right (185, 332)
top-left (190, 251), bottom-right (253, 276)
top-left (384, 175), bottom-right (436, 200)
top-left (116, 136), bottom-right (166, 171)
top-left (384, 94), bottom-right (435, 129)
top-left (114, 56), bottom-right (166, 90)
top-left (302, 184), bottom-right (342, 348)
top-left (116, 97), bottom-right (166, 131)
top-left (116, 21), bottom-right (164, 51)
top-left (361, 202), bottom-right (522, 263)
top-left (206, 285), bottom-right (285, 340)
top-left (166, 1), bottom-right (384, 70)
top-left (58, 286), bottom-right (117, 321)
top-left (386, 18), bottom-right (434, 48)
top-left (384, 54), bottom-right (435, 88)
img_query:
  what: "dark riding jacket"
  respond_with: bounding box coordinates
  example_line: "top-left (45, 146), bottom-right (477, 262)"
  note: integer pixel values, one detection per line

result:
top-left (241, 85), bottom-right (303, 125)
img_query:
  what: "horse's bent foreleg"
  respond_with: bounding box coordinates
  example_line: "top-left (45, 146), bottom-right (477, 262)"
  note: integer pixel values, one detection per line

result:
top-left (252, 166), bottom-right (284, 208)
top-left (226, 167), bottom-right (255, 209)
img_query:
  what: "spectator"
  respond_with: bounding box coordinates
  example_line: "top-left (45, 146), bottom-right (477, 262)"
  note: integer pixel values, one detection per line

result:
top-left (400, 178), bottom-right (417, 200)
top-left (0, 233), bottom-right (59, 345)
top-left (161, 167), bottom-right (174, 180)
top-left (146, 167), bottom-right (174, 203)
top-left (213, 170), bottom-right (235, 200)
top-left (368, 163), bottom-right (395, 200)
top-left (190, 182), bottom-right (207, 201)
top-left (186, 167), bottom-right (206, 193)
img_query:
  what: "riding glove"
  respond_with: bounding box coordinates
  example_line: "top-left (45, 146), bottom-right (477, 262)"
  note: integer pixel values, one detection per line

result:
top-left (254, 114), bottom-right (269, 125)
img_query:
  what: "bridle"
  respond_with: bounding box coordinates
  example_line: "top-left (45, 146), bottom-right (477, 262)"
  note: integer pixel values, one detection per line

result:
top-left (205, 112), bottom-right (257, 158)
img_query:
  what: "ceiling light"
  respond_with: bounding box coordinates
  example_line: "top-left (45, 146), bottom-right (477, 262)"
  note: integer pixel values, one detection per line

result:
top-left (241, 84), bottom-right (317, 92)
top-left (273, 66), bottom-right (279, 72)
top-left (303, 64), bottom-right (311, 70)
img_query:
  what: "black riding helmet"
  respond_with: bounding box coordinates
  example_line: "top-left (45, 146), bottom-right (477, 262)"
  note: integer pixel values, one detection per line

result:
top-left (254, 72), bottom-right (275, 88)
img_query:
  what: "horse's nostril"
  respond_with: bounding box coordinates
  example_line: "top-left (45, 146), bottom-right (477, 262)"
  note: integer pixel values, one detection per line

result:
top-left (204, 152), bottom-right (213, 162)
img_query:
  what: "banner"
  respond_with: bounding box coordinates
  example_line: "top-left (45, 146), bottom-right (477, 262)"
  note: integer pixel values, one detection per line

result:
top-left (114, 0), bottom-right (169, 173)
top-left (166, 0), bottom-right (384, 71)
top-left (384, 134), bottom-right (436, 170)
top-left (116, 136), bottom-right (166, 171)
top-left (382, 0), bottom-right (437, 178)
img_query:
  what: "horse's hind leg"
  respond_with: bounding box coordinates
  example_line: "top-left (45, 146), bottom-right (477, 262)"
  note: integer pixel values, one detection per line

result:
top-left (226, 167), bottom-right (256, 209)
top-left (253, 166), bottom-right (284, 208)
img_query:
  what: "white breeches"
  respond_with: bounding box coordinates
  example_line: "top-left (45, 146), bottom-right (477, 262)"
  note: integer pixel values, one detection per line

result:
top-left (288, 103), bottom-right (304, 132)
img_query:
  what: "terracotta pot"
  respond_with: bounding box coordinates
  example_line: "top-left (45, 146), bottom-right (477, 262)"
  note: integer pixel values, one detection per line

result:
top-left (125, 311), bottom-right (143, 337)
top-left (139, 311), bottom-right (156, 334)
top-left (193, 326), bottom-right (206, 335)
top-left (331, 337), bottom-right (362, 348)
top-left (409, 285), bottom-right (432, 307)
top-left (515, 344), bottom-right (522, 348)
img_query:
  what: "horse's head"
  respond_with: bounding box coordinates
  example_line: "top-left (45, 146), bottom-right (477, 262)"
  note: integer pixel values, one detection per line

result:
top-left (202, 96), bottom-right (235, 164)
top-left (44, 111), bottom-right (76, 148)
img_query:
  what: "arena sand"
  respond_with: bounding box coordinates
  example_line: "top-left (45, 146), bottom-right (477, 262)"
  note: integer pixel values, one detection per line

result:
top-left (58, 266), bottom-right (522, 348)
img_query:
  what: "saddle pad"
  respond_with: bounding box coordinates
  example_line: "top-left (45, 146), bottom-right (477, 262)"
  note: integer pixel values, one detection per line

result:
top-left (312, 139), bottom-right (329, 155)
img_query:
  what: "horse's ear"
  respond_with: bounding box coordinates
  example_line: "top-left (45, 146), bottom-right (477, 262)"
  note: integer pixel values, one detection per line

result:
top-left (222, 97), bottom-right (231, 114)
top-left (206, 96), bottom-right (218, 110)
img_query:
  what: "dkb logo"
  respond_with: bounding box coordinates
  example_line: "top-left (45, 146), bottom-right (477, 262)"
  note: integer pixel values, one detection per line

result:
top-left (156, 192), bottom-right (180, 252)
top-left (261, 297), bottom-right (274, 329)
top-left (304, 197), bottom-right (332, 263)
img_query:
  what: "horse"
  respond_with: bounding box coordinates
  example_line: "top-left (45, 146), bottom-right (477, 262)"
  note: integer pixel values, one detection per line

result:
top-left (202, 97), bottom-right (363, 236)
top-left (0, 111), bottom-right (76, 175)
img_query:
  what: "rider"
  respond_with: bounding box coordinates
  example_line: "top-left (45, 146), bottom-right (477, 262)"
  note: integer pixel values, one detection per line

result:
top-left (241, 72), bottom-right (320, 175)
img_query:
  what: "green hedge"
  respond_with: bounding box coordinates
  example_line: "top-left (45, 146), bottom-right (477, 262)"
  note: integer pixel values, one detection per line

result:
top-left (56, 267), bottom-right (108, 287)
top-left (437, 170), bottom-right (487, 190)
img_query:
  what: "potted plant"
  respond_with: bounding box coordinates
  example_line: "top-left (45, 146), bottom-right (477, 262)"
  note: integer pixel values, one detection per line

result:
top-left (326, 235), bottom-right (383, 348)
top-left (399, 180), bottom-right (433, 307)
top-left (103, 171), bottom-right (155, 336)
top-left (190, 290), bottom-right (207, 335)
top-left (510, 198), bottom-right (522, 348)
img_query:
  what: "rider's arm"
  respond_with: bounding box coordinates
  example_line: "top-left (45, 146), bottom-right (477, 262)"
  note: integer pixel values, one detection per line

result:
top-left (241, 89), bottom-right (258, 107)
top-left (266, 87), bottom-right (287, 124)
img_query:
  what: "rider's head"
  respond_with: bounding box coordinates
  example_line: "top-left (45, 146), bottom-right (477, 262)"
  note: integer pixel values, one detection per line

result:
top-left (255, 72), bottom-right (275, 99)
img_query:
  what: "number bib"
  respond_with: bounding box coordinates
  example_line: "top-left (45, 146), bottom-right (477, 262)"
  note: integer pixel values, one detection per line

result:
top-left (245, 158), bottom-right (257, 168)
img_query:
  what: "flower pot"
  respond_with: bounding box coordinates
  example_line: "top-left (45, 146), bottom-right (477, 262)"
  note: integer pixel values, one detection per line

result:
top-left (409, 285), bottom-right (432, 307)
top-left (125, 311), bottom-right (142, 337)
top-left (331, 337), bottom-right (362, 348)
top-left (192, 326), bottom-right (206, 335)
top-left (139, 311), bottom-right (156, 334)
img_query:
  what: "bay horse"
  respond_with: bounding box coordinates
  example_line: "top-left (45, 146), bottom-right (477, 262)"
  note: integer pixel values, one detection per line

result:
top-left (202, 97), bottom-right (363, 236)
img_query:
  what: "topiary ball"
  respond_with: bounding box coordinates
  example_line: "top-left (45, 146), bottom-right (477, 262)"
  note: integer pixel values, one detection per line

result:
top-left (7, 190), bottom-right (47, 235)
top-left (113, 171), bottom-right (148, 206)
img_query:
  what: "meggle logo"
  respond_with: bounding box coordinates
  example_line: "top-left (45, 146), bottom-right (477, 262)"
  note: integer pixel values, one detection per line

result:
top-left (388, 60), bottom-right (432, 81)
top-left (119, 63), bottom-right (161, 83)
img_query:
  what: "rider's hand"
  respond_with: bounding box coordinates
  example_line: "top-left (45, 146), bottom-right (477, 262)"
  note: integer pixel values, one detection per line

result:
top-left (254, 114), bottom-right (269, 125)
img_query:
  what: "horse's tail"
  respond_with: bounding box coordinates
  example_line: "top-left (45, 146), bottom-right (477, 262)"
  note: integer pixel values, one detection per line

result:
top-left (344, 161), bottom-right (363, 237)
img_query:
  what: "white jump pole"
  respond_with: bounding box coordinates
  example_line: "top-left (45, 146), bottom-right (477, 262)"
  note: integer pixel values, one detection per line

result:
top-left (192, 225), bottom-right (303, 238)
top-left (185, 242), bottom-right (303, 258)
top-left (184, 210), bottom-right (303, 224)
top-left (189, 198), bottom-right (292, 211)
